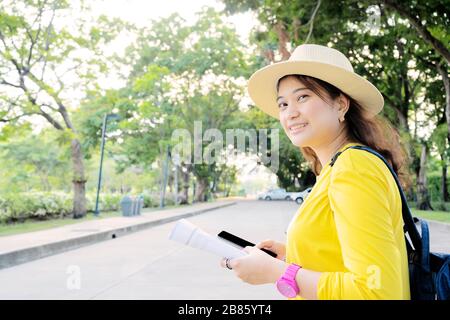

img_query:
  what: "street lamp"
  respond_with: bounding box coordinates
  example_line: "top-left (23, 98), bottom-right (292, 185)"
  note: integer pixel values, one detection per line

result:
top-left (94, 113), bottom-right (120, 217)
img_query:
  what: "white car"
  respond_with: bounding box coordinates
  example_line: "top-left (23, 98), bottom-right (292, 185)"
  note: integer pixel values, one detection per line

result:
top-left (258, 188), bottom-right (291, 201)
top-left (288, 187), bottom-right (313, 205)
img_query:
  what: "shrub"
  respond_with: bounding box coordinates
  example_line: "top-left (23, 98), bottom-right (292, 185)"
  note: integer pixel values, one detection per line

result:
top-left (86, 193), bottom-right (122, 212)
top-left (431, 201), bottom-right (450, 212)
top-left (0, 191), bottom-right (186, 224)
top-left (0, 192), bottom-right (122, 224)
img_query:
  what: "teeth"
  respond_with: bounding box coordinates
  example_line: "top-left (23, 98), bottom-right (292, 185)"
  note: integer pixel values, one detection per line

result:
top-left (290, 123), bottom-right (308, 130)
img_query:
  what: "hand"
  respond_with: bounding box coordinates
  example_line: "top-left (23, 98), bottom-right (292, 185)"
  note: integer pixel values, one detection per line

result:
top-left (220, 246), bottom-right (287, 285)
top-left (255, 239), bottom-right (286, 261)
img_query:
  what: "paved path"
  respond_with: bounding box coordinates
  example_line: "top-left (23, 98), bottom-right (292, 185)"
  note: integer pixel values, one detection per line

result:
top-left (0, 200), bottom-right (448, 299)
top-left (0, 200), bottom-right (235, 269)
top-left (0, 201), bottom-right (235, 254)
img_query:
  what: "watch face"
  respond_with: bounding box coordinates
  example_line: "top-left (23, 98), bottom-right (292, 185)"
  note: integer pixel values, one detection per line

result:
top-left (277, 281), bottom-right (297, 298)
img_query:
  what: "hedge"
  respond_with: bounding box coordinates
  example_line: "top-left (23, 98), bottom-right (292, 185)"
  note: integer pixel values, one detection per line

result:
top-left (0, 191), bottom-right (175, 224)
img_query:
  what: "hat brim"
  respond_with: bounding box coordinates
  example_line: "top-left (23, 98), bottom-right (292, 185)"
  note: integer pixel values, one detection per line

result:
top-left (247, 61), bottom-right (384, 119)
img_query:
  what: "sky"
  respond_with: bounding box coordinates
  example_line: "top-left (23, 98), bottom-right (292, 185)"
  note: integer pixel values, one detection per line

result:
top-left (12, 0), bottom-right (258, 130)
top-left (89, 0), bottom-right (257, 110)
top-left (90, 0), bottom-right (255, 43)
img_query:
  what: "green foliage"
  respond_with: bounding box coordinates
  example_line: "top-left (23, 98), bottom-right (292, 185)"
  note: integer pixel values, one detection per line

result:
top-left (0, 0), bottom-right (125, 123)
top-left (78, 7), bottom-right (250, 202)
top-left (0, 0), bottom-right (448, 217)
top-left (0, 192), bottom-right (138, 224)
top-left (0, 192), bottom-right (73, 223)
top-left (428, 173), bottom-right (449, 203)
top-left (0, 130), bottom-right (72, 193)
top-left (220, 0), bottom-right (450, 198)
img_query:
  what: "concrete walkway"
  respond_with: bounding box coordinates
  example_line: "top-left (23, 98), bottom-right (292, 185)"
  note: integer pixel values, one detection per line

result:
top-left (0, 200), bottom-right (236, 269)
top-left (0, 200), bottom-right (448, 299)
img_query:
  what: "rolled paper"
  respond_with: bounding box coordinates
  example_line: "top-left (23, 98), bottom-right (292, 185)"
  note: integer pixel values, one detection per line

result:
top-left (168, 219), bottom-right (247, 259)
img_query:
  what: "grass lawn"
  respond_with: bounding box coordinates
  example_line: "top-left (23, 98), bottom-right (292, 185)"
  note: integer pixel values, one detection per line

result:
top-left (411, 208), bottom-right (450, 223)
top-left (410, 208), bottom-right (450, 224)
top-left (0, 210), bottom-right (122, 237)
top-left (0, 204), bottom-right (184, 237)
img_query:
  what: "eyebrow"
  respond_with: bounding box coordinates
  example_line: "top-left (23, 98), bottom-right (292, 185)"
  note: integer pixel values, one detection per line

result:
top-left (276, 87), bottom-right (309, 102)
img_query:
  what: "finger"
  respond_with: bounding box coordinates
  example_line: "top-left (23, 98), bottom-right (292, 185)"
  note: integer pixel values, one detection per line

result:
top-left (220, 258), bottom-right (226, 268)
top-left (256, 240), bottom-right (272, 249)
top-left (243, 246), bottom-right (254, 253)
top-left (228, 258), bottom-right (238, 269)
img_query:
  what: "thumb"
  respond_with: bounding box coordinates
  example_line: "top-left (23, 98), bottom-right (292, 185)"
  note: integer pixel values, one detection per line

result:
top-left (256, 239), bottom-right (273, 249)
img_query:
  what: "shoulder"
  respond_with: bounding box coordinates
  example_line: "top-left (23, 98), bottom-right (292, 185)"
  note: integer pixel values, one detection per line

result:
top-left (330, 146), bottom-right (392, 186)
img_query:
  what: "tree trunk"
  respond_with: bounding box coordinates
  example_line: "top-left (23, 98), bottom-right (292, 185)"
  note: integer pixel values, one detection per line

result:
top-left (194, 177), bottom-right (208, 202)
top-left (179, 165), bottom-right (190, 205)
top-left (394, 106), bottom-right (409, 131)
top-left (168, 173), bottom-right (173, 193)
top-left (435, 62), bottom-right (450, 147)
top-left (174, 164), bottom-right (179, 205)
top-left (274, 21), bottom-right (291, 61)
top-left (159, 147), bottom-right (170, 208)
top-left (441, 152), bottom-right (449, 202)
top-left (71, 138), bottom-right (87, 219)
top-left (416, 144), bottom-right (433, 210)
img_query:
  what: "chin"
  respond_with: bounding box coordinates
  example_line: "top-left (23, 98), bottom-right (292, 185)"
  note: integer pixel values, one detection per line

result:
top-left (289, 135), bottom-right (309, 148)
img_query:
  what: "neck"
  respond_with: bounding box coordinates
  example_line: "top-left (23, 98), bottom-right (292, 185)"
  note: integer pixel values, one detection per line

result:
top-left (311, 133), bottom-right (355, 169)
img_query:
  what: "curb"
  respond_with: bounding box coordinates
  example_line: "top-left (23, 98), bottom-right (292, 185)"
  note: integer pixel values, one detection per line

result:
top-left (0, 201), bottom-right (236, 270)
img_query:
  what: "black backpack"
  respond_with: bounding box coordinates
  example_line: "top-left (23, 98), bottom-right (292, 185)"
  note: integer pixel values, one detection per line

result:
top-left (330, 145), bottom-right (450, 300)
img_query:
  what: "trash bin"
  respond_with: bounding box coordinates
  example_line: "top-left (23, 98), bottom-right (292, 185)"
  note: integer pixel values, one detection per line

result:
top-left (130, 196), bottom-right (136, 216)
top-left (120, 196), bottom-right (133, 217)
top-left (132, 196), bottom-right (143, 216)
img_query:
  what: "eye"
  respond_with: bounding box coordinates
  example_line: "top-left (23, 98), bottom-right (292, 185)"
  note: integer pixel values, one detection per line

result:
top-left (298, 94), bottom-right (309, 102)
top-left (278, 102), bottom-right (288, 109)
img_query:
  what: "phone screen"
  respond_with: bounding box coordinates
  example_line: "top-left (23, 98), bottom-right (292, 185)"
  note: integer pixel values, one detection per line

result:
top-left (217, 231), bottom-right (277, 258)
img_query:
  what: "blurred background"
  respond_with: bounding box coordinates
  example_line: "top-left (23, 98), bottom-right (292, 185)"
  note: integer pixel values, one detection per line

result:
top-left (0, 0), bottom-right (449, 233)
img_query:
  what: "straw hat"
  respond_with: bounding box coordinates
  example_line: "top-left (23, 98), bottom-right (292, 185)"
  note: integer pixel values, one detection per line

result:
top-left (247, 44), bottom-right (384, 119)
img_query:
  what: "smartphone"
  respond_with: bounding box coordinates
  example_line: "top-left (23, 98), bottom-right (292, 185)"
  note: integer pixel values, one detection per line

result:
top-left (217, 230), bottom-right (277, 258)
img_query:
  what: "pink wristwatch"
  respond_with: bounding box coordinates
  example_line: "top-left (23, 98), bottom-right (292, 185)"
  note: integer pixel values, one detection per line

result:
top-left (276, 263), bottom-right (301, 298)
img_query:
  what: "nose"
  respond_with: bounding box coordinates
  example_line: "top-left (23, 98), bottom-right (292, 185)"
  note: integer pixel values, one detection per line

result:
top-left (285, 102), bottom-right (300, 119)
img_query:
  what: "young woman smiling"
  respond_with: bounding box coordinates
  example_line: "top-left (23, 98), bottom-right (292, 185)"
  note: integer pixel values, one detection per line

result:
top-left (220, 44), bottom-right (412, 300)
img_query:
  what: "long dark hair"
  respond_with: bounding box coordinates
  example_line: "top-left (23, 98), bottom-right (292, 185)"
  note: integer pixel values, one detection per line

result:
top-left (277, 74), bottom-right (413, 190)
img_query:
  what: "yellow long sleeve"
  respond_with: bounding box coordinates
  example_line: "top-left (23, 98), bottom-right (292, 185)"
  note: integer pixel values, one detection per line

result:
top-left (317, 169), bottom-right (408, 299)
top-left (285, 142), bottom-right (410, 300)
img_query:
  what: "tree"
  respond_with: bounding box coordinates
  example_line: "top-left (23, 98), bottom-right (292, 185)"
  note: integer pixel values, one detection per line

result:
top-left (377, 0), bottom-right (450, 64)
top-left (430, 123), bottom-right (450, 202)
top-left (0, 130), bottom-right (71, 192)
top-left (220, 0), bottom-right (448, 206)
top-left (417, 142), bottom-right (434, 210)
top-left (84, 8), bottom-right (251, 203)
top-left (0, 0), bottom-right (123, 218)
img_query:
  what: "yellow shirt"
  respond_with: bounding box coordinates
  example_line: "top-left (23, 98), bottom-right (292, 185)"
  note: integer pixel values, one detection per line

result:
top-left (286, 142), bottom-right (410, 300)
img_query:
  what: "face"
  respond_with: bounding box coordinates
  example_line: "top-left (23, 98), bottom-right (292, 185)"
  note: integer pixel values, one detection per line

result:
top-left (277, 76), bottom-right (347, 148)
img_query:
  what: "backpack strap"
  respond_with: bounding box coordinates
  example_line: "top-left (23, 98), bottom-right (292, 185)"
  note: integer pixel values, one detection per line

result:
top-left (329, 145), bottom-right (422, 252)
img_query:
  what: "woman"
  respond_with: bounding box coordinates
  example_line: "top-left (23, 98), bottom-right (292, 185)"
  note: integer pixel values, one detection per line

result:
top-left (220, 44), bottom-right (412, 300)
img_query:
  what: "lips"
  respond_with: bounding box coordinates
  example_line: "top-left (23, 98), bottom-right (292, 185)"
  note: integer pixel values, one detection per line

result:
top-left (288, 123), bottom-right (309, 133)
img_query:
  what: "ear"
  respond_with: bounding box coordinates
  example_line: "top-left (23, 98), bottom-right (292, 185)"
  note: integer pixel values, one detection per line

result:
top-left (336, 94), bottom-right (350, 118)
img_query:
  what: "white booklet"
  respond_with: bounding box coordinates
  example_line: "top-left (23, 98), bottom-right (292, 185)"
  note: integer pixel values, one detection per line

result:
top-left (168, 219), bottom-right (247, 259)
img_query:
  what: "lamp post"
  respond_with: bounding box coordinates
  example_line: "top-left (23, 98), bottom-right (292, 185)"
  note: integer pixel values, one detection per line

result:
top-left (94, 113), bottom-right (120, 216)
